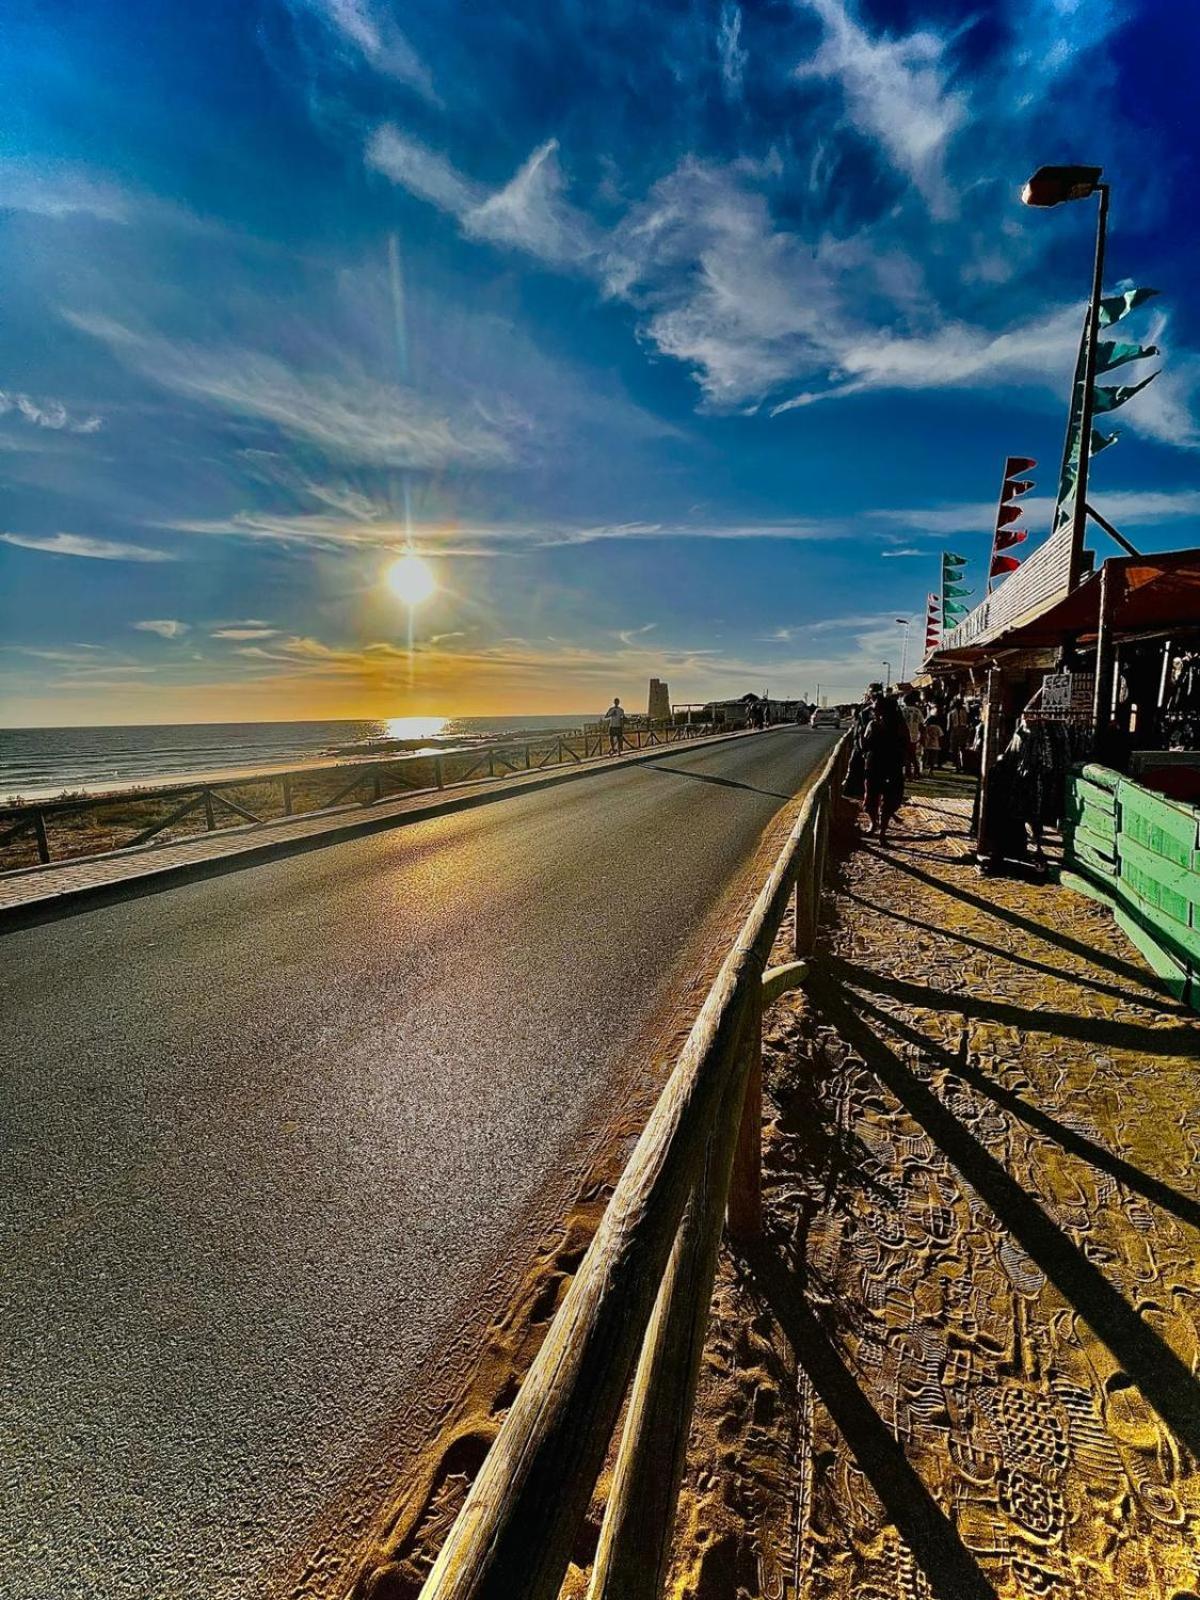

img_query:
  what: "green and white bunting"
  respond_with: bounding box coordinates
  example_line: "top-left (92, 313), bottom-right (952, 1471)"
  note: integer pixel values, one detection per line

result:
top-left (1097, 339), bottom-right (1159, 374)
top-left (1092, 370), bottom-right (1160, 413)
top-left (1097, 287), bottom-right (1159, 327)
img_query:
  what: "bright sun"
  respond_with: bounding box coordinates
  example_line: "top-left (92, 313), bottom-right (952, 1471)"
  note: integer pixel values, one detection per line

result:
top-left (385, 552), bottom-right (437, 606)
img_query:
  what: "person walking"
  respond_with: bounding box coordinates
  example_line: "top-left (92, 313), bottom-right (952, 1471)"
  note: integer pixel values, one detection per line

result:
top-left (900, 691), bottom-right (923, 779)
top-left (947, 698), bottom-right (971, 772)
top-left (862, 693), bottom-right (906, 844)
top-left (920, 711), bottom-right (945, 774)
top-left (604, 696), bottom-right (627, 753)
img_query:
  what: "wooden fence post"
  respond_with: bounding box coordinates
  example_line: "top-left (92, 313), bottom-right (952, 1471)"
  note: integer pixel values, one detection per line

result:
top-left (33, 809), bottom-right (50, 864)
top-left (794, 823), bottom-right (816, 960)
top-left (203, 790), bottom-right (216, 831)
top-left (726, 981), bottom-right (764, 1244)
top-left (435, 755), bottom-right (445, 790)
top-left (281, 775), bottom-right (293, 816)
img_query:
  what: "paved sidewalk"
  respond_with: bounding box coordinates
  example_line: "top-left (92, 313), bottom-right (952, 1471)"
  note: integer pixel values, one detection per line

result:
top-left (676, 780), bottom-right (1200, 1600)
top-left (0, 730), bottom-right (748, 929)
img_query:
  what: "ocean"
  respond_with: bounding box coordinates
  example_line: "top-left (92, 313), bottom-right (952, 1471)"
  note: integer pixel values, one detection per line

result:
top-left (0, 716), bottom-right (597, 801)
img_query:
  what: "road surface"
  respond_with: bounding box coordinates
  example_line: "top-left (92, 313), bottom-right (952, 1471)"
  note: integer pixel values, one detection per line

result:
top-left (1, 727), bottom-right (837, 1599)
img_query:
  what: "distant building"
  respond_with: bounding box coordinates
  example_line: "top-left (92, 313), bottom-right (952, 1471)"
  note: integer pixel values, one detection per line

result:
top-left (648, 677), bottom-right (670, 721)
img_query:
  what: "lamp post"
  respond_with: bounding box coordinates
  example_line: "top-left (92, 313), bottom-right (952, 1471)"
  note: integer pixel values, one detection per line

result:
top-left (882, 660), bottom-right (892, 690)
top-left (895, 617), bottom-right (910, 683)
top-left (1021, 164), bottom-right (1108, 589)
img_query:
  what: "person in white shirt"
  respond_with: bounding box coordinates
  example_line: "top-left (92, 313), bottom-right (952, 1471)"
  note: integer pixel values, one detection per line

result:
top-left (900, 692), bottom-right (923, 779)
top-left (604, 697), bottom-right (627, 752)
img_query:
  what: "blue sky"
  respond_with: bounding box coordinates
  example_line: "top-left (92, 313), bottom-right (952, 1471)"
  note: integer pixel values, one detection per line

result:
top-left (1, 0), bottom-right (1198, 724)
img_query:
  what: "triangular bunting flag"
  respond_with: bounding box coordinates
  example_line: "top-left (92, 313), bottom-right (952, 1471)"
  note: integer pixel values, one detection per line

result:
top-left (943, 582), bottom-right (972, 598)
top-left (942, 552), bottom-right (967, 567)
top-left (1091, 428), bottom-right (1119, 455)
top-left (1097, 287), bottom-right (1159, 327)
top-left (994, 527), bottom-right (1028, 551)
top-left (1004, 455), bottom-right (1036, 475)
top-left (997, 503), bottom-right (1023, 527)
top-left (990, 554), bottom-right (1021, 578)
top-left (1001, 478), bottom-right (1035, 500)
top-left (1097, 339), bottom-right (1160, 374)
top-left (1093, 370), bottom-right (1160, 413)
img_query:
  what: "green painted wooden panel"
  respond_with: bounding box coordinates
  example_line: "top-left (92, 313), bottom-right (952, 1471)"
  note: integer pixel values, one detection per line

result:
top-left (1117, 779), bottom-right (1199, 867)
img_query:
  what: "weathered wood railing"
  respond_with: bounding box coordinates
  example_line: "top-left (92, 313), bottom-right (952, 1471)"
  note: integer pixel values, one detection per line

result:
top-left (0, 718), bottom-right (728, 869)
top-left (415, 731), bottom-right (852, 1600)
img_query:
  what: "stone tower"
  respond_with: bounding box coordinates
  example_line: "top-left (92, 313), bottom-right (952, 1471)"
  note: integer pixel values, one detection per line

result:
top-left (648, 677), bottom-right (670, 720)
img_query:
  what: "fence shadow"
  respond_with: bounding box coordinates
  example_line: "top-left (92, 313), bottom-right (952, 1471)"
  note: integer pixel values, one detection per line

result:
top-left (827, 955), bottom-right (1197, 1057)
top-left (741, 1240), bottom-right (999, 1600)
top-left (808, 973), bottom-right (1200, 1463)
top-left (865, 845), bottom-right (1156, 989)
top-left (850, 994), bottom-right (1200, 1234)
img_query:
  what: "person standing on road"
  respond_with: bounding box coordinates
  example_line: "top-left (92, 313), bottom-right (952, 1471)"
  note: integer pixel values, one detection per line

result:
top-left (862, 694), bottom-right (906, 844)
top-left (604, 696), bottom-right (627, 752)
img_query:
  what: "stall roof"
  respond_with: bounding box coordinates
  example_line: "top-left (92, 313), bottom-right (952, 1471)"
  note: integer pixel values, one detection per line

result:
top-left (927, 547), bottom-right (1200, 665)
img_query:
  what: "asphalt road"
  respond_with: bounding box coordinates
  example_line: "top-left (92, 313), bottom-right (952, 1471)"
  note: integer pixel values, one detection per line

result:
top-left (1, 727), bottom-right (837, 1600)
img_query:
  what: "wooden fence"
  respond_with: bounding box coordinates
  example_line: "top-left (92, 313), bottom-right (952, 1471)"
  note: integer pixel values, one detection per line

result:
top-left (414, 731), bottom-right (852, 1600)
top-left (0, 719), bottom-right (724, 870)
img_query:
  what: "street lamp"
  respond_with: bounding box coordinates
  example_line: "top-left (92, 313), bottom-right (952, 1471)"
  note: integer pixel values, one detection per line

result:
top-left (895, 617), bottom-right (911, 683)
top-left (882, 660), bottom-right (892, 690)
top-left (1021, 164), bottom-right (1108, 587)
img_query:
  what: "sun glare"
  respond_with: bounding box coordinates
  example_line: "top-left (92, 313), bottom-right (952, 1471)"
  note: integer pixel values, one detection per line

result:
top-left (384, 716), bottom-right (449, 740)
top-left (385, 553), bottom-right (437, 606)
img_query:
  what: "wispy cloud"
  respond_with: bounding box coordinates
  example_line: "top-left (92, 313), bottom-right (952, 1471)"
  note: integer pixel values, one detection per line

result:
top-left (286, 0), bottom-right (438, 102)
top-left (65, 312), bottom-right (519, 469)
top-left (368, 128), bottom-right (596, 269)
top-left (133, 618), bottom-right (190, 638)
top-left (0, 157), bottom-right (132, 222)
top-left (717, 4), bottom-right (747, 100)
top-left (0, 389), bottom-right (101, 434)
top-left (871, 487), bottom-right (1200, 537)
top-left (165, 508), bottom-right (844, 551)
top-left (1, 531), bottom-right (174, 561)
top-left (211, 625), bottom-right (280, 640)
top-left (795, 0), bottom-right (966, 218)
top-left (880, 547), bottom-right (923, 558)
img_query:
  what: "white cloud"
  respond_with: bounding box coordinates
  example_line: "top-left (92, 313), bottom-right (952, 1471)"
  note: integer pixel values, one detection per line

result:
top-left (0, 389), bottom-right (102, 434)
top-left (368, 128), bottom-right (596, 269)
top-left (464, 140), bottom-right (596, 266)
top-left (211, 626), bottom-right (280, 640)
top-left (0, 158), bottom-right (131, 223)
top-left (65, 312), bottom-right (519, 469)
top-left (365, 126), bottom-right (481, 213)
top-left (717, 4), bottom-right (748, 99)
top-left (289, 0), bottom-right (438, 101)
top-left (880, 547), bottom-right (922, 557)
top-left (871, 487), bottom-right (1200, 536)
top-left (1, 531), bottom-right (174, 561)
top-left (133, 619), bottom-right (190, 638)
top-left (795, 0), bottom-right (967, 217)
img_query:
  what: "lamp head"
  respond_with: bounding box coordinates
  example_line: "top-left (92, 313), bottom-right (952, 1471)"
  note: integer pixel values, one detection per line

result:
top-left (1021, 164), bottom-right (1103, 207)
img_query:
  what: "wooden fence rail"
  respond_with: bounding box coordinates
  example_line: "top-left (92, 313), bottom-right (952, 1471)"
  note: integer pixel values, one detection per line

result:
top-left (0, 718), bottom-right (730, 869)
top-left (416, 731), bottom-right (852, 1600)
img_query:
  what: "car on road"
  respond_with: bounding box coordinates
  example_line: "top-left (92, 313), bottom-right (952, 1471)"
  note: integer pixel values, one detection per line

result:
top-left (810, 708), bottom-right (841, 729)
